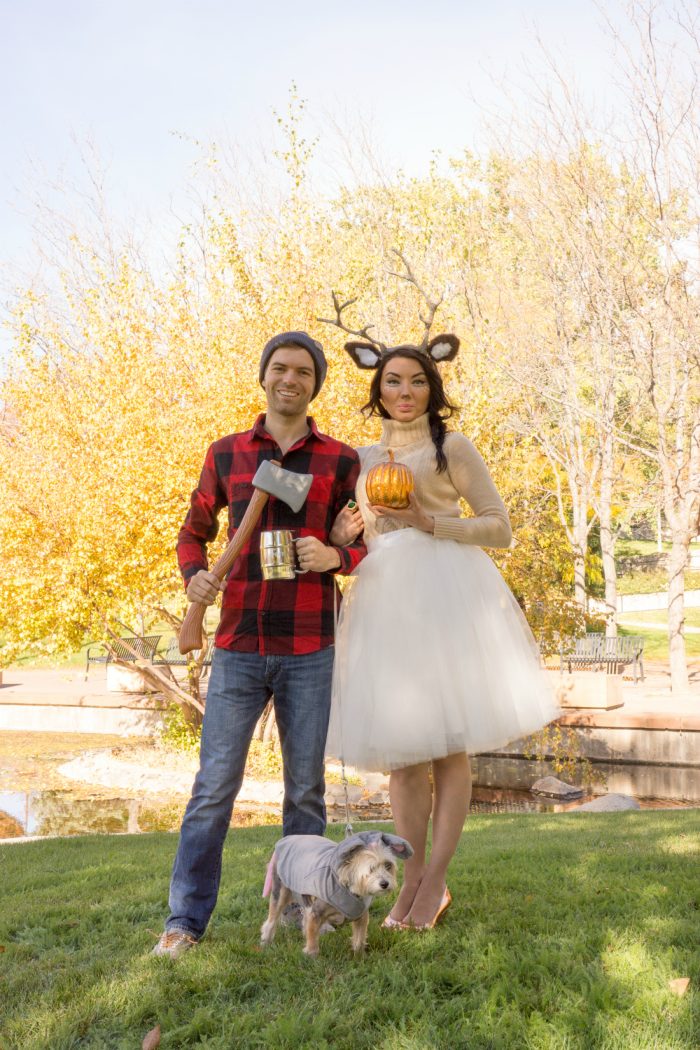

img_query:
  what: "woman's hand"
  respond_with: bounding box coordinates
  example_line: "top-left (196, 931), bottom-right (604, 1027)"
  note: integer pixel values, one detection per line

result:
top-left (372, 491), bottom-right (435, 533)
top-left (329, 502), bottom-right (364, 546)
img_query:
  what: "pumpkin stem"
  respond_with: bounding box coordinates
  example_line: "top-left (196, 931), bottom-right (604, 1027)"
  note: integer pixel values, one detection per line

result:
top-left (388, 449), bottom-right (395, 462)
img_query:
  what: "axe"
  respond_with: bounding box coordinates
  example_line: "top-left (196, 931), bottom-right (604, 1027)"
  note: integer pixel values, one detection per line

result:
top-left (178, 460), bottom-right (314, 654)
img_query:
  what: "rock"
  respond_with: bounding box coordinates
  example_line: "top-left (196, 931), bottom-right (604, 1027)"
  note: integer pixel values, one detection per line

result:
top-left (361, 772), bottom-right (390, 792)
top-left (668, 977), bottom-right (690, 997)
top-left (365, 791), bottom-right (390, 806)
top-left (530, 776), bottom-right (584, 799)
top-left (571, 793), bottom-right (641, 812)
top-left (325, 784), bottom-right (363, 805)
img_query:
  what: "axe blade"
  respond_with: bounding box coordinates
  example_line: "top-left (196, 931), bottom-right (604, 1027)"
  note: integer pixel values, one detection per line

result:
top-left (252, 460), bottom-right (313, 514)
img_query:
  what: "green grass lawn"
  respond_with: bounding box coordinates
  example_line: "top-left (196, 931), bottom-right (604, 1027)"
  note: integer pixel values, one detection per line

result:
top-left (615, 539), bottom-right (673, 557)
top-left (1, 816), bottom-right (698, 1049)
top-left (617, 619), bottom-right (700, 661)
top-left (619, 609), bottom-right (700, 628)
top-left (617, 569), bottom-right (700, 596)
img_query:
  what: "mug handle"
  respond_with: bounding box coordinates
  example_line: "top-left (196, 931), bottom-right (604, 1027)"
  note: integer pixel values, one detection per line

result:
top-left (292, 536), bottom-right (309, 574)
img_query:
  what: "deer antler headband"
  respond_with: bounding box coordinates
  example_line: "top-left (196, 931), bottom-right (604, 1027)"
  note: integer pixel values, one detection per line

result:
top-left (317, 249), bottom-right (460, 369)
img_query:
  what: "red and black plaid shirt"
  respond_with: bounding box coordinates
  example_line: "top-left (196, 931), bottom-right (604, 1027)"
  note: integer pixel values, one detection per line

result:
top-left (177, 414), bottom-right (366, 655)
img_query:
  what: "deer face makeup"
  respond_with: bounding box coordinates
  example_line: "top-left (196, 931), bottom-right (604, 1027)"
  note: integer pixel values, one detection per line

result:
top-left (379, 356), bottom-right (431, 422)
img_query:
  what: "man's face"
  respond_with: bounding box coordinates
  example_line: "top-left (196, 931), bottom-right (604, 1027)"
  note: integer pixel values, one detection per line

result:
top-left (262, 346), bottom-right (316, 418)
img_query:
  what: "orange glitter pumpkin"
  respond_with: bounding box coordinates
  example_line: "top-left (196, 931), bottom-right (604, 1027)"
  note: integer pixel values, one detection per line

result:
top-left (365, 449), bottom-right (415, 509)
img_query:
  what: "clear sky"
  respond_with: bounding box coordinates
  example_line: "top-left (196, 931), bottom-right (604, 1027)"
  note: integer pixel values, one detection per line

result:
top-left (0, 1), bottom-right (622, 314)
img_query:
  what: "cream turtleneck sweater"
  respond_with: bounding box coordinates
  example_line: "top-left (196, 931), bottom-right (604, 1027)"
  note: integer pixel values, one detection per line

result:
top-left (356, 414), bottom-right (512, 548)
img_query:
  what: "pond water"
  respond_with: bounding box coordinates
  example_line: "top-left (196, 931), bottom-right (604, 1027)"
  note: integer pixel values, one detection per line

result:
top-left (471, 755), bottom-right (700, 808)
top-left (0, 790), bottom-right (279, 839)
top-left (1, 754), bottom-right (697, 840)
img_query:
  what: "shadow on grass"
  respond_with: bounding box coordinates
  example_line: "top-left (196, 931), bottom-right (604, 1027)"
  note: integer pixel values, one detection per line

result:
top-left (1, 814), bottom-right (699, 1049)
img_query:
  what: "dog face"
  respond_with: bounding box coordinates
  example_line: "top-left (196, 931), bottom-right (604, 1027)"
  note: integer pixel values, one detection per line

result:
top-left (336, 840), bottom-right (399, 899)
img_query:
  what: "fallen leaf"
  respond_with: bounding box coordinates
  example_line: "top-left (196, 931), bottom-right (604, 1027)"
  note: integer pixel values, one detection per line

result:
top-left (669, 978), bottom-right (690, 997)
top-left (0, 946), bottom-right (5, 952)
top-left (142, 1024), bottom-right (161, 1049)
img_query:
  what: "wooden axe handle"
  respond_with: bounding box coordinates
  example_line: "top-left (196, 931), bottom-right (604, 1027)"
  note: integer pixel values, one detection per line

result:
top-left (178, 486), bottom-right (271, 655)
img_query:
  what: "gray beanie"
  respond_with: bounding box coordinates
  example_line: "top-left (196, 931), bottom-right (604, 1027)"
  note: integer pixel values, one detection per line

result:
top-left (259, 331), bottom-right (327, 400)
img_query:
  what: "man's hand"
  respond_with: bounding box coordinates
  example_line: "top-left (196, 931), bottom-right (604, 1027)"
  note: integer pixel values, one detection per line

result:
top-left (372, 491), bottom-right (435, 533)
top-left (329, 502), bottom-right (364, 546)
top-left (186, 569), bottom-right (225, 605)
top-left (295, 535), bottom-right (342, 573)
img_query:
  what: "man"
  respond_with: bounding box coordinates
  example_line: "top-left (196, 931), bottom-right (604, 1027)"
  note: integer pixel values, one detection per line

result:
top-left (153, 331), bottom-right (365, 958)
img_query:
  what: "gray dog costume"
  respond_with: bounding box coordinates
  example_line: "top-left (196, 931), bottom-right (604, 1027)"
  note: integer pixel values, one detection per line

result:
top-left (269, 831), bottom-right (414, 921)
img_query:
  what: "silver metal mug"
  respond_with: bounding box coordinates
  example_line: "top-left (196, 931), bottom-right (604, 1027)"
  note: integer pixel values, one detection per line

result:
top-left (259, 529), bottom-right (308, 580)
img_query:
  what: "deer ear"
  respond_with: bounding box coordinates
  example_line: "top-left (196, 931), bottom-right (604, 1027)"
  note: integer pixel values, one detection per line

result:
top-left (345, 342), bottom-right (382, 369)
top-left (427, 334), bottom-right (460, 362)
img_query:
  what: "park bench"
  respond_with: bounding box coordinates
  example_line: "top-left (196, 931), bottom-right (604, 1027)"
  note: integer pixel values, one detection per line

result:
top-left (154, 637), bottom-right (212, 677)
top-left (85, 634), bottom-right (162, 680)
top-left (559, 634), bottom-right (645, 683)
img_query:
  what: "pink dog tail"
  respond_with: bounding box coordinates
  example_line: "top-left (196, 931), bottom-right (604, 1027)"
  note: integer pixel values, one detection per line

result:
top-left (262, 854), bottom-right (276, 898)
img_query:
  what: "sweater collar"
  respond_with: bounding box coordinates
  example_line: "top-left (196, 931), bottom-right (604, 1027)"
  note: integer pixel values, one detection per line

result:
top-left (380, 413), bottom-right (431, 448)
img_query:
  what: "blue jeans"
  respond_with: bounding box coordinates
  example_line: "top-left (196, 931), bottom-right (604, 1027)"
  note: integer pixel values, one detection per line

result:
top-left (166, 645), bottom-right (334, 940)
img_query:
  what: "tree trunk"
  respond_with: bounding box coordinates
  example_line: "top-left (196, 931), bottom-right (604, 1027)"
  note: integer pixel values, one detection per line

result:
top-left (254, 701), bottom-right (277, 743)
top-left (569, 458), bottom-right (591, 615)
top-left (122, 660), bottom-right (206, 723)
top-left (573, 496), bottom-right (589, 612)
top-left (600, 526), bottom-right (618, 636)
top-left (573, 549), bottom-right (587, 612)
top-left (262, 705), bottom-right (278, 744)
top-left (667, 538), bottom-right (689, 693)
top-left (598, 426), bottom-right (617, 636)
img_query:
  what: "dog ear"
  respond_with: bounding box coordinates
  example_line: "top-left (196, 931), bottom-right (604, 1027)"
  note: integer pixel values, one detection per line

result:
top-left (427, 334), bottom-right (459, 362)
top-left (345, 342), bottom-right (383, 369)
top-left (379, 833), bottom-right (415, 859)
top-left (335, 834), bottom-right (368, 864)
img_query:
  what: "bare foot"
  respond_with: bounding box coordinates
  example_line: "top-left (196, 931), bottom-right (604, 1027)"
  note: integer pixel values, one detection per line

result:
top-left (384, 877), bottom-right (424, 924)
top-left (404, 874), bottom-right (449, 928)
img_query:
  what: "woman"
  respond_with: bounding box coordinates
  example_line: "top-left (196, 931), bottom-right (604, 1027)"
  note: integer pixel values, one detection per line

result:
top-left (326, 335), bottom-right (558, 930)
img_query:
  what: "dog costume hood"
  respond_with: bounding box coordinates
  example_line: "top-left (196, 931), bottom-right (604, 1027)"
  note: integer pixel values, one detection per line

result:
top-left (273, 832), bottom-right (413, 921)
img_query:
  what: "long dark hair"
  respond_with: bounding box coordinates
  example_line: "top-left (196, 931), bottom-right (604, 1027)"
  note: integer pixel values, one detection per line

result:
top-left (361, 347), bottom-right (459, 472)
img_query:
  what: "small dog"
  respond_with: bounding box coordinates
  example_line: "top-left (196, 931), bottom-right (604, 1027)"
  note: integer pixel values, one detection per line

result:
top-left (261, 831), bottom-right (413, 957)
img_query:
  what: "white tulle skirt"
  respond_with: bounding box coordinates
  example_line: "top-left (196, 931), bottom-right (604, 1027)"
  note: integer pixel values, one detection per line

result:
top-left (326, 528), bottom-right (559, 772)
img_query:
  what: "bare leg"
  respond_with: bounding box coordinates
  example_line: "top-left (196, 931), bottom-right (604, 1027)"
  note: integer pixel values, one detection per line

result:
top-left (385, 762), bottom-right (432, 922)
top-left (405, 752), bottom-right (471, 927)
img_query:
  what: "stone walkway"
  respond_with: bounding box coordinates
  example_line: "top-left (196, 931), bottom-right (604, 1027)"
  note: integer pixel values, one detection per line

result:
top-left (2, 660), bottom-right (699, 732)
top-left (0, 666), bottom-right (163, 706)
